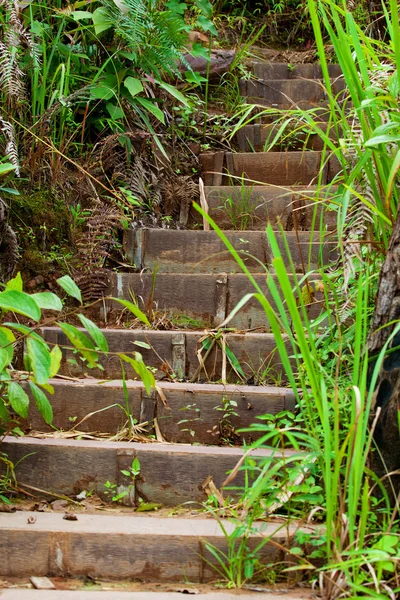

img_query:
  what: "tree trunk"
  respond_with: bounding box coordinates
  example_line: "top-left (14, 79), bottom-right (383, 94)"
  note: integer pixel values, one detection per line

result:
top-left (368, 209), bottom-right (400, 486)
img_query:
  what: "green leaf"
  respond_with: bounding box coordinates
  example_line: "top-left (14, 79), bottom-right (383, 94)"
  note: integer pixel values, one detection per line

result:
top-left (26, 337), bottom-right (51, 384)
top-left (135, 97), bottom-right (165, 123)
top-left (0, 397), bottom-right (9, 422)
top-left (92, 6), bottom-right (113, 35)
top-left (106, 102), bottom-right (125, 120)
top-left (0, 347), bottom-right (10, 372)
top-left (71, 10), bottom-right (93, 20)
top-left (0, 291), bottom-right (41, 321)
top-left (0, 163), bottom-right (16, 176)
top-left (8, 382), bottom-right (29, 419)
top-left (90, 84), bottom-right (115, 101)
top-left (49, 345), bottom-right (62, 378)
top-left (31, 292), bottom-right (63, 311)
top-left (365, 133), bottom-right (400, 147)
top-left (0, 326), bottom-right (15, 365)
top-left (157, 81), bottom-right (190, 107)
top-left (120, 353), bottom-right (155, 395)
top-left (5, 273), bottom-right (23, 292)
top-left (57, 323), bottom-right (99, 368)
top-left (133, 341), bottom-right (151, 349)
top-left (78, 314), bottom-right (109, 352)
top-left (196, 15), bottom-right (217, 35)
top-left (29, 382), bottom-right (53, 425)
top-left (124, 76), bottom-right (144, 98)
top-left (57, 276), bottom-right (82, 303)
top-left (184, 70), bottom-right (208, 85)
top-left (114, 299), bottom-right (150, 325)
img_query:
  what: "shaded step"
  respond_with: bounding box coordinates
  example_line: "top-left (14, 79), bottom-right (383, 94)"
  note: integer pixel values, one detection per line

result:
top-left (23, 379), bottom-right (295, 444)
top-left (123, 229), bottom-right (336, 273)
top-left (239, 78), bottom-right (345, 107)
top-left (1, 436), bottom-right (299, 506)
top-left (107, 272), bottom-right (323, 330)
top-left (0, 511), bottom-right (314, 582)
top-left (0, 590), bottom-right (314, 600)
top-left (41, 328), bottom-right (289, 384)
top-left (200, 151), bottom-right (340, 187)
top-left (201, 185), bottom-right (338, 230)
top-left (235, 122), bottom-right (336, 152)
top-left (249, 61), bottom-right (341, 80)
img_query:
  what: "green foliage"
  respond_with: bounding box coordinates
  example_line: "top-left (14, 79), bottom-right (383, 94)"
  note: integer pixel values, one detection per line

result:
top-left (0, 273), bottom-right (156, 435)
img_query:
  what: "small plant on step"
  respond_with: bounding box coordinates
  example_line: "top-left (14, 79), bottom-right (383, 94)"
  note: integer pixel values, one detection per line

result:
top-left (104, 458), bottom-right (141, 504)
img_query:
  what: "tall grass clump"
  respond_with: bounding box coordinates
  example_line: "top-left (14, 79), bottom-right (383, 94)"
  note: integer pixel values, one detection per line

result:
top-left (196, 0), bottom-right (400, 596)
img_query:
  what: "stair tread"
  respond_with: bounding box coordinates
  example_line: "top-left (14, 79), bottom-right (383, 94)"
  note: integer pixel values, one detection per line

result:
top-left (0, 590), bottom-right (314, 600)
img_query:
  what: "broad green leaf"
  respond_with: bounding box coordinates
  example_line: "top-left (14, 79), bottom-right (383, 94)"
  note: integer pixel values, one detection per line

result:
top-left (135, 97), bottom-right (165, 123)
top-left (106, 102), bottom-right (125, 120)
top-left (0, 326), bottom-right (15, 365)
top-left (0, 347), bottom-right (10, 372)
top-left (114, 299), bottom-right (150, 325)
top-left (78, 314), bottom-right (109, 352)
top-left (26, 337), bottom-right (51, 384)
top-left (57, 323), bottom-right (99, 368)
top-left (157, 81), bottom-right (190, 107)
top-left (365, 134), bottom-right (400, 147)
top-left (8, 382), bottom-right (29, 419)
top-left (0, 163), bottom-right (16, 175)
top-left (124, 76), bottom-right (144, 98)
top-left (29, 382), bottom-right (53, 425)
top-left (90, 84), bottom-right (115, 101)
top-left (57, 276), bottom-right (82, 303)
top-left (49, 345), bottom-right (62, 378)
top-left (133, 341), bottom-right (151, 349)
top-left (184, 70), bottom-right (208, 85)
top-left (196, 15), bottom-right (217, 35)
top-left (120, 353), bottom-right (155, 394)
top-left (31, 292), bottom-right (63, 311)
top-left (92, 6), bottom-right (113, 35)
top-left (0, 291), bottom-right (41, 321)
top-left (71, 10), bottom-right (93, 20)
top-left (5, 273), bottom-right (23, 292)
top-left (3, 322), bottom-right (43, 342)
top-left (0, 397), bottom-right (9, 422)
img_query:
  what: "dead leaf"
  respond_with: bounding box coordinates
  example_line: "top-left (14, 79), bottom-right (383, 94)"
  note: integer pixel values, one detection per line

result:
top-left (63, 513), bottom-right (78, 521)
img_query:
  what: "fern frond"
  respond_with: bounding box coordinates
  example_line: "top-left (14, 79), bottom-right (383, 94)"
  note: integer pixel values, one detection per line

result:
top-left (0, 116), bottom-right (20, 176)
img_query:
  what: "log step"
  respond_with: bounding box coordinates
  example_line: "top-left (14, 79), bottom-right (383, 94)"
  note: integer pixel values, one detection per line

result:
top-left (23, 379), bottom-right (295, 444)
top-left (248, 61), bottom-right (341, 80)
top-left (0, 511), bottom-right (315, 582)
top-left (0, 590), bottom-right (314, 600)
top-left (201, 185), bottom-right (338, 230)
top-left (123, 229), bottom-right (336, 273)
top-left (40, 328), bottom-right (290, 383)
top-left (106, 272), bottom-right (323, 330)
top-left (234, 122), bottom-right (335, 153)
top-left (1, 436), bottom-right (300, 506)
top-left (199, 151), bottom-right (340, 187)
top-left (239, 78), bottom-right (345, 107)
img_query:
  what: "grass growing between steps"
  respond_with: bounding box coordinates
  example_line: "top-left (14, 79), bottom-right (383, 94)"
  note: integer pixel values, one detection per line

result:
top-left (193, 3), bottom-right (400, 592)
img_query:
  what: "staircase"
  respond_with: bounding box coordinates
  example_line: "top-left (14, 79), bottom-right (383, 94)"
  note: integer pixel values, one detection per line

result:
top-left (0, 58), bottom-right (342, 598)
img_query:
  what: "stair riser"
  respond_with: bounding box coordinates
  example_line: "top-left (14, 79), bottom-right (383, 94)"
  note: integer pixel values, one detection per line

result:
top-left (106, 273), bottom-right (323, 330)
top-left (23, 380), bottom-right (295, 444)
top-left (41, 328), bottom-right (288, 384)
top-left (201, 185), bottom-right (338, 230)
top-left (249, 62), bottom-right (342, 80)
top-left (0, 512), bottom-right (307, 582)
top-left (235, 123), bottom-right (336, 152)
top-left (1, 437), bottom-right (293, 506)
top-left (239, 78), bottom-right (345, 107)
top-left (200, 152), bottom-right (340, 187)
top-left (123, 229), bottom-right (337, 273)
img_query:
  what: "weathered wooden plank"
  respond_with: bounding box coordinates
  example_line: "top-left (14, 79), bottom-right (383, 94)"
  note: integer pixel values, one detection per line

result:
top-left (249, 61), bottom-right (341, 80)
top-left (202, 185), bottom-right (338, 230)
top-left (229, 152), bottom-right (325, 186)
top-left (234, 122), bottom-right (334, 152)
top-left (0, 512), bottom-right (315, 582)
top-left (23, 379), bottom-right (295, 443)
top-left (240, 78), bottom-right (345, 106)
top-left (1, 437), bottom-right (298, 506)
top-left (40, 328), bottom-right (291, 383)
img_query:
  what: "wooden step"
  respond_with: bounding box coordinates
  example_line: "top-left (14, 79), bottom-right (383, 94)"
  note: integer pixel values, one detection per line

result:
top-left (239, 78), bottom-right (345, 108)
top-left (106, 272), bottom-right (323, 330)
top-left (200, 185), bottom-right (338, 230)
top-left (0, 511), bottom-right (315, 582)
top-left (123, 229), bottom-right (337, 273)
top-left (249, 61), bottom-right (342, 80)
top-left (199, 151), bottom-right (340, 187)
top-left (23, 379), bottom-right (295, 444)
top-left (1, 436), bottom-right (300, 506)
top-left (234, 122), bottom-right (336, 152)
top-left (0, 590), bottom-right (314, 600)
top-left (41, 328), bottom-right (289, 384)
